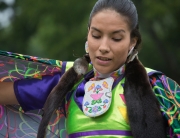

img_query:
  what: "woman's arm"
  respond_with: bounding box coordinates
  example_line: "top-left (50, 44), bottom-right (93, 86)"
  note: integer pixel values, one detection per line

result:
top-left (150, 74), bottom-right (180, 136)
top-left (0, 82), bottom-right (19, 104)
top-left (0, 72), bottom-right (61, 111)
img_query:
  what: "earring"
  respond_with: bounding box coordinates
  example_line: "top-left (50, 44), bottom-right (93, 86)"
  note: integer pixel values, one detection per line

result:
top-left (126, 47), bottom-right (138, 63)
top-left (127, 47), bottom-right (134, 56)
top-left (85, 41), bottom-right (89, 53)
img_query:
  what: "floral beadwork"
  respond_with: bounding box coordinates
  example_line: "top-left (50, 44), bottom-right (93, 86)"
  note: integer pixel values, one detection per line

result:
top-left (83, 77), bottom-right (114, 117)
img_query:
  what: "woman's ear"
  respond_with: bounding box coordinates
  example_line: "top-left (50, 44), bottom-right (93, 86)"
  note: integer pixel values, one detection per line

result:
top-left (130, 37), bottom-right (138, 50)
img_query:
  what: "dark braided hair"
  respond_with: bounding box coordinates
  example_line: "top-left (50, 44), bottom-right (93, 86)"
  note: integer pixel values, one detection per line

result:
top-left (37, 55), bottom-right (90, 138)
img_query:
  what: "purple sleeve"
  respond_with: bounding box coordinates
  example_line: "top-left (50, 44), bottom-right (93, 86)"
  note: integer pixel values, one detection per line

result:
top-left (14, 72), bottom-right (61, 112)
top-left (13, 62), bottom-right (67, 112)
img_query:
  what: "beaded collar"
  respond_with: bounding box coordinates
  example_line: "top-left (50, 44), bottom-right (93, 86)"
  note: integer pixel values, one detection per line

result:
top-left (91, 64), bottom-right (126, 81)
top-left (82, 64), bottom-right (125, 117)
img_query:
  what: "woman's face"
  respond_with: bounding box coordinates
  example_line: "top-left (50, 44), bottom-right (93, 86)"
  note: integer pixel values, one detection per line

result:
top-left (87, 9), bottom-right (137, 74)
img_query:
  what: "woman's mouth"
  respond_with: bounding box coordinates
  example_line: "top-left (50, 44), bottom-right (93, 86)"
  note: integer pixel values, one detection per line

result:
top-left (96, 56), bottom-right (111, 65)
top-left (97, 56), bottom-right (111, 61)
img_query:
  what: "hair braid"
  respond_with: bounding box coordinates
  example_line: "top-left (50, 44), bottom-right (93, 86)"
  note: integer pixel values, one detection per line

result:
top-left (124, 58), bottom-right (166, 138)
top-left (37, 54), bottom-right (90, 138)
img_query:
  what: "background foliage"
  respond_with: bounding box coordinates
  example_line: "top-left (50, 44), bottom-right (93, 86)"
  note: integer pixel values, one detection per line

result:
top-left (0, 0), bottom-right (179, 83)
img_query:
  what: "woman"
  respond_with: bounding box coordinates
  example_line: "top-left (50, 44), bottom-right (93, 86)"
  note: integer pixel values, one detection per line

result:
top-left (0, 0), bottom-right (180, 137)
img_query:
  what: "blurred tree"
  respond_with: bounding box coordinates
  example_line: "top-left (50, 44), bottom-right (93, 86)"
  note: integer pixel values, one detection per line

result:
top-left (0, 0), bottom-right (96, 59)
top-left (134, 0), bottom-right (180, 83)
top-left (0, 0), bottom-right (179, 83)
top-left (0, 1), bottom-right (8, 11)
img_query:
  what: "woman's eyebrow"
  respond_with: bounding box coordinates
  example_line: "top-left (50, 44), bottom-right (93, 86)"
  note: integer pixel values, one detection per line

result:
top-left (91, 27), bottom-right (125, 34)
top-left (91, 27), bottom-right (101, 33)
top-left (112, 30), bottom-right (125, 34)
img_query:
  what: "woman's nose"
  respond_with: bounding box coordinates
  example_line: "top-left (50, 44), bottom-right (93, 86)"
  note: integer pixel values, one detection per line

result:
top-left (99, 38), bottom-right (110, 54)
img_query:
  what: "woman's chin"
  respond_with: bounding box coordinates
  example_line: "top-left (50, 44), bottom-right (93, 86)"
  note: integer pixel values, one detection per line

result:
top-left (94, 66), bottom-right (113, 74)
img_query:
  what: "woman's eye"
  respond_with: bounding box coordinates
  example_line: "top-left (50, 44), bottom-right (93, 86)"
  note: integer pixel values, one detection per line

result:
top-left (113, 38), bottom-right (122, 42)
top-left (92, 35), bottom-right (101, 39)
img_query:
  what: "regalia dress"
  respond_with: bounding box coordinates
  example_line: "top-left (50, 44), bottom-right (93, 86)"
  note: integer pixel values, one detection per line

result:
top-left (0, 50), bottom-right (180, 138)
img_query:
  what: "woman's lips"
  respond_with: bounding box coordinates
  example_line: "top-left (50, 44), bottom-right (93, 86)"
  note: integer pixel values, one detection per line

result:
top-left (97, 56), bottom-right (111, 61)
top-left (96, 56), bottom-right (111, 65)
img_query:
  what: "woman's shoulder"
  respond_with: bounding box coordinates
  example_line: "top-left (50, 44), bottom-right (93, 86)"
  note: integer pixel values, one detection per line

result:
top-left (145, 67), bottom-right (179, 89)
top-left (146, 67), bottom-right (179, 96)
top-left (63, 61), bottom-right (93, 74)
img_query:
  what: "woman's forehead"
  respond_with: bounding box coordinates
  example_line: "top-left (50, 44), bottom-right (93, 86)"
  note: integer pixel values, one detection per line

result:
top-left (90, 9), bottom-right (131, 32)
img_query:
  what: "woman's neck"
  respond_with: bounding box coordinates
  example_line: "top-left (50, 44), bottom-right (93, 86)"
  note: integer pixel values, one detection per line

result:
top-left (92, 65), bottom-right (125, 80)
